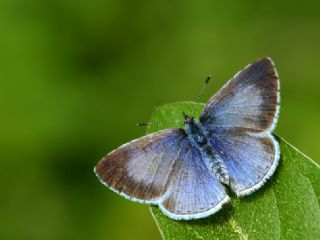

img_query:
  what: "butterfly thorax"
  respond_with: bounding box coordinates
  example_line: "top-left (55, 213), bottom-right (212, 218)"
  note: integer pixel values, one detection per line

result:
top-left (185, 118), bottom-right (230, 185)
top-left (184, 118), bottom-right (208, 148)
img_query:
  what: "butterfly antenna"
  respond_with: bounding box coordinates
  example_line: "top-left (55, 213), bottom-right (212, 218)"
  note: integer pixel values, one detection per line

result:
top-left (137, 120), bottom-right (182, 127)
top-left (191, 75), bottom-right (211, 116)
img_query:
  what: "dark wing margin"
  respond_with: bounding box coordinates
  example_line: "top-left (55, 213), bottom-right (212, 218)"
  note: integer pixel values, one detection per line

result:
top-left (200, 57), bottom-right (280, 133)
top-left (95, 129), bottom-right (187, 204)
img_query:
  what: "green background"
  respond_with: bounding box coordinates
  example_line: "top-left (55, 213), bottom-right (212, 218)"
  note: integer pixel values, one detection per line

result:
top-left (1, 1), bottom-right (320, 239)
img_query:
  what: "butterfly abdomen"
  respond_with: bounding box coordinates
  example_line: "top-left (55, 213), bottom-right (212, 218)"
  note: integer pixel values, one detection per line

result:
top-left (185, 119), bottom-right (230, 185)
top-left (201, 145), bottom-right (230, 185)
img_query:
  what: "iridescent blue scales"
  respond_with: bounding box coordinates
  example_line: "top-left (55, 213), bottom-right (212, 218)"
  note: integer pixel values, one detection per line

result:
top-left (95, 57), bottom-right (280, 220)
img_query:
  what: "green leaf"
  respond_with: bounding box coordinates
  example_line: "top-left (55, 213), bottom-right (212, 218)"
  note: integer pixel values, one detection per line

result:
top-left (146, 102), bottom-right (320, 240)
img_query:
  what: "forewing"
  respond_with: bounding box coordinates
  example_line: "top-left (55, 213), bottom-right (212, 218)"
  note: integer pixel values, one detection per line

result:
top-left (159, 143), bottom-right (229, 220)
top-left (200, 57), bottom-right (279, 133)
top-left (95, 129), bottom-right (187, 203)
top-left (208, 132), bottom-right (280, 196)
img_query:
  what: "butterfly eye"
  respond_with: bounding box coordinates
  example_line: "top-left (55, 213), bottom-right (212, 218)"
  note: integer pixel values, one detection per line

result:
top-left (182, 112), bottom-right (189, 120)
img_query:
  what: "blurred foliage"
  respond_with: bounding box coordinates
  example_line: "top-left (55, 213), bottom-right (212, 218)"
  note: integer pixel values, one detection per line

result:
top-left (0, 0), bottom-right (320, 239)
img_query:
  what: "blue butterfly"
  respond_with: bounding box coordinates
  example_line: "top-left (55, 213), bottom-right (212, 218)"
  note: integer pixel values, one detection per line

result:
top-left (95, 57), bottom-right (280, 220)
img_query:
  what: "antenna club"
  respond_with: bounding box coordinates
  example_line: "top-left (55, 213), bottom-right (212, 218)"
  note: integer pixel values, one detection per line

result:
top-left (137, 122), bottom-right (148, 126)
top-left (206, 75), bottom-right (211, 84)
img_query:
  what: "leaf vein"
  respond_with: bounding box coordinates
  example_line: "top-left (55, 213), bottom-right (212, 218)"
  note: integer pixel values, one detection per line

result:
top-left (228, 217), bottom-right (248, 240)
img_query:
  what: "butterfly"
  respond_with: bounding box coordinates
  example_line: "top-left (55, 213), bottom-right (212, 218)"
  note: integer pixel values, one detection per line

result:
top-left (94, 57), bottom-right (280, 220)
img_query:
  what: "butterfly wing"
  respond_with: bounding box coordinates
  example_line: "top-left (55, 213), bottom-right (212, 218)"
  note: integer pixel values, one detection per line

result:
top-left (159, 143), bottom-right (229, 220)
top-left (208, 133), bottom-right (279, 196)
top-left (200, 57), bottom-right (279, 133)
top-left (95, 128), bottom-right (229, 219)
top-left (200, 57), bottom-right (280, 196)
top-left (95, 129), bottom-right (186, 203)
